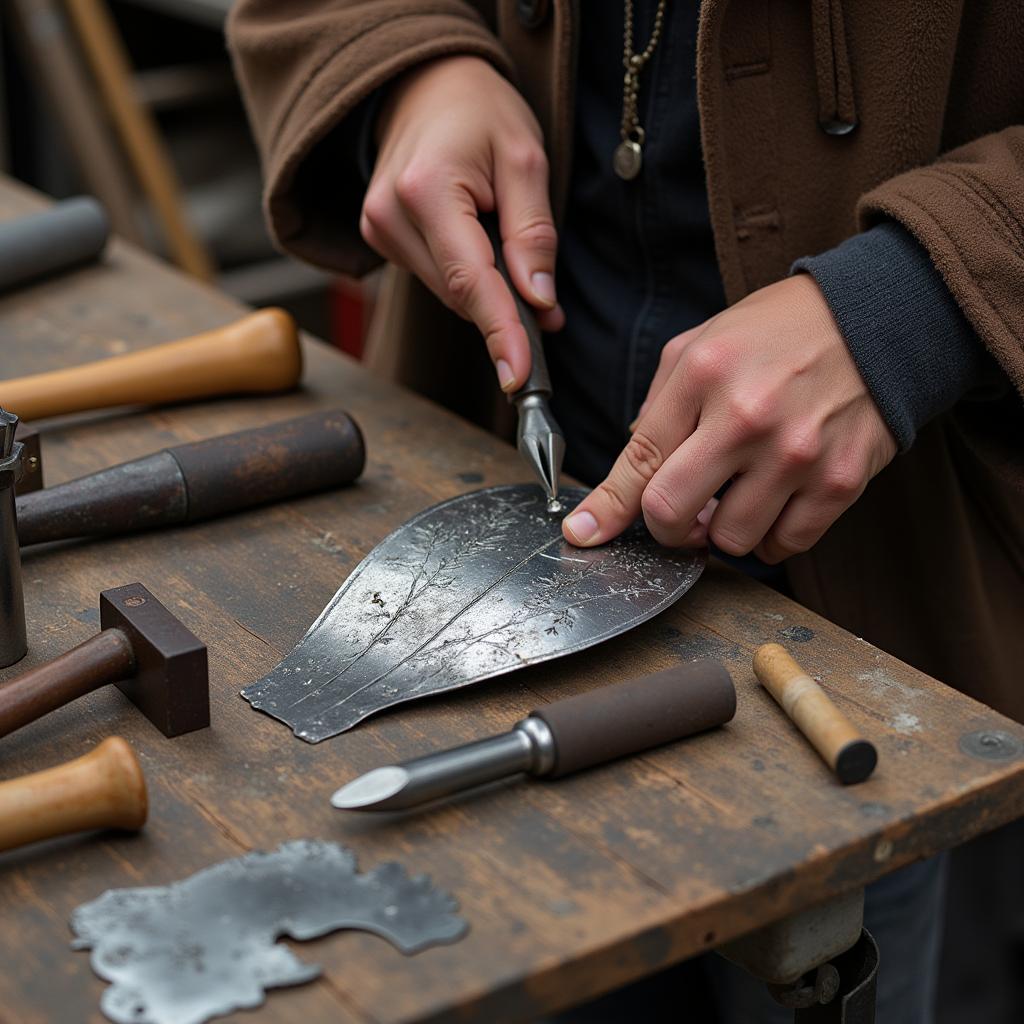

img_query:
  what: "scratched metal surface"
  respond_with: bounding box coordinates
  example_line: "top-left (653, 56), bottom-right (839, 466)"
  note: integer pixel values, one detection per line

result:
top-left (70, 840), bottom-right (467, 1024)
top-left (243, 485), bottom-right (706, 741)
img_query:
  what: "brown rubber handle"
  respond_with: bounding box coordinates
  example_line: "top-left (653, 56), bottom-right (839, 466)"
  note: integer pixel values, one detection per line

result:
top-left (0, 736), bottom-right (147, 852)
top-left (754, 643), bottom-right (877, 785)
top-left (0, 629), bottom-right (134, 740)
top-left (0, 308), bottom-right (302, 421)
top-left (532, 660), bottom-right (736, 778)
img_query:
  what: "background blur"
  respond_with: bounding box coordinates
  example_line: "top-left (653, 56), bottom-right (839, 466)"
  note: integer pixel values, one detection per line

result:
top-left (1, 0), bottom-right (378, 359)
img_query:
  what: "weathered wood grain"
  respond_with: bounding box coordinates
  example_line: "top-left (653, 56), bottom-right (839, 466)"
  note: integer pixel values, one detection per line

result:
top-left (0, 178), bottom-right (1021, 1024)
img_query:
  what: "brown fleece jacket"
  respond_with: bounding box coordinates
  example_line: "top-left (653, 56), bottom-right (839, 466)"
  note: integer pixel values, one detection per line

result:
top-left (228, 0), bottom-right (1024, 720)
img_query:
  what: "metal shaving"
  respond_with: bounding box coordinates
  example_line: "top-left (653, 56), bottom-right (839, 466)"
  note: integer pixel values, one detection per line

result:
top-left (70, 839), bottom-right (467, 1024)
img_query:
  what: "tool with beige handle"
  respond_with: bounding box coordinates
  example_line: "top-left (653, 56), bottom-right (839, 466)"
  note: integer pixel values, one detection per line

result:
top-left (0, 736), bottom-right (147, 853)
top-left (0, 308), bottom-right (301, 422)
top-left (753, 643), bottom-right (877, 784)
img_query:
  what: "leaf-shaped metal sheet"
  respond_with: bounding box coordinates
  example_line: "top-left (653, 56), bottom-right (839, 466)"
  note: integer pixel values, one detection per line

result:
top-left (70, 840), bottom-right (467, 1024)
top-left (243, 485), bottom-right (705, 742)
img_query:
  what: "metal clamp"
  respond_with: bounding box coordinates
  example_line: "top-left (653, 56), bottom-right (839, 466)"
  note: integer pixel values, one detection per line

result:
top-left (716, 890), bottom-right (878, 1022)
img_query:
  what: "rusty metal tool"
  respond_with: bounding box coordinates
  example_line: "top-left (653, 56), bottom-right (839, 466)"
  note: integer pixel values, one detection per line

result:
top-left (0, 583), bottom-right (208, 740)
top-left (754, 643), bottom-right (877, 785)
top-left (332, 660), bottom-right (736, 811)
top-left (481, 214), bottom-right (565, 509)
top-left (0, 737), bottom-right (146, 854)
top-left (16, 409), bottom-right (365, 547)
top-left (0, 409), bottom-right (27, 669)
top-left (72, 840), bottom-right (466, 1024)
top-left (243, 484), bottom-right (706, 742)
top-left (0, 308), bottom-right (301, 422)
top-left (13, 421), bottom-right (42, 495)
top-left (0, 196), bottom-right (109, 293)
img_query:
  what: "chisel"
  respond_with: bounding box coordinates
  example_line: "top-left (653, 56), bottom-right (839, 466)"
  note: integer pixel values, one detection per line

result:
top-left (331, 660), bottom-right (736, 811)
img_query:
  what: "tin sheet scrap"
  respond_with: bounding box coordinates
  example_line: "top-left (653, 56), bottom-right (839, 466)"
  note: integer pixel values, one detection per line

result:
top-left (70, 839), bottom-right (467, 1024)
top-left (243, 485), bottom-right (706, 742)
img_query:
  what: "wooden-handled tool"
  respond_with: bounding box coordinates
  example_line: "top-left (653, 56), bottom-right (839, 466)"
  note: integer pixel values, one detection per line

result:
top-left (754, 643), bottom-right (877, 785)
top-left (0, 308), bottom-right (301, 421)
top-left (16, 409), bottom-right (366, 547)
top-left (0, 582), bottom-right (208, 741)
top-left (0, 737), bottom-right (147, 853)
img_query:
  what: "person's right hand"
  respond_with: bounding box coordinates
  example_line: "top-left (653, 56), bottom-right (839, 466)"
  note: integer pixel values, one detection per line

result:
top-left (360, 56), bottom-right (563, 391)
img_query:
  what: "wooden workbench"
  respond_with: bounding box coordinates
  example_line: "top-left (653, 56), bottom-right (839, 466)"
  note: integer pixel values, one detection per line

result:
top-left (0, 178), bottom-right (1021, 1024)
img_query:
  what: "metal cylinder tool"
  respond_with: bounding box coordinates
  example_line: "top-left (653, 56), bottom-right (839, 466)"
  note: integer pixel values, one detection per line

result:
top-left (16, 409), bottom-right (366, 547)
top-left (0, 196), bottom-right (109, 293)
top-left (0, 409), bottom-right (26, 668)
top-left (332, 660), bottom-right (736, 811)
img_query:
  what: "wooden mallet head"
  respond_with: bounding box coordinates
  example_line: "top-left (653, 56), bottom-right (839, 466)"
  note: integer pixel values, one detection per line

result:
top-left (0, 583), bottom-right (208, 742)
top-left (100, 583), bottom-right (209, 737)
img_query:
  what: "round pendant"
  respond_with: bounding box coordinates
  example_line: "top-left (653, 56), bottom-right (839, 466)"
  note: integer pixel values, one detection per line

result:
top-left (613, 140), bottom-right (643, 180)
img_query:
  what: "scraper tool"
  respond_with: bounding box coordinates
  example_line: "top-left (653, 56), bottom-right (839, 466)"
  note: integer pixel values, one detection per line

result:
top-left (332, 660), bottom-right (736, 810)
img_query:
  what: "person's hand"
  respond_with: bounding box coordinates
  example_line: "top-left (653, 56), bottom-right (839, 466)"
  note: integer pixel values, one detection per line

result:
top-left (561, 275), bottom-right (898, 563)
top-left (360, 55), bottom-right (563, 391)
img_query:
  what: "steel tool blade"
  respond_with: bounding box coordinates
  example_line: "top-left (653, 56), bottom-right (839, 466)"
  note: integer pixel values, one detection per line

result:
top-left (242, 485), bottom-right (705, 742)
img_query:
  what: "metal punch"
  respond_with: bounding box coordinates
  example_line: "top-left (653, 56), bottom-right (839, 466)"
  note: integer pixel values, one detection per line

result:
top-left (481, 214), bottom-right (566, 511)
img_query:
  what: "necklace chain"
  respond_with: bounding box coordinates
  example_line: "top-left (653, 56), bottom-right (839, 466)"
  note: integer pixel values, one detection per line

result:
top-left (614, 0), bottom-right (668, 179)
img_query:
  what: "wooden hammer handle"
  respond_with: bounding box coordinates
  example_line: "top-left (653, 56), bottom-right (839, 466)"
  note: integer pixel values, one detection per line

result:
top-left (753, 644), bottom-right (877, 785)
top-left (0, 736), bottom-right (147, 852)
top-left (0, 630), bottom-right (134, 740)
top-left (0, 308), bottom-right (301, 421)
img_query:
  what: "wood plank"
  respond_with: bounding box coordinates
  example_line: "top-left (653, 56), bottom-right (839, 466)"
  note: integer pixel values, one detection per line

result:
top-left (0, 178), bottom-right (1021, 1023)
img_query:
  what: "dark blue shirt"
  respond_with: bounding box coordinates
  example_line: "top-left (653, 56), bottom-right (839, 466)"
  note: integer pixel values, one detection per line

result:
top-left (550, 1), bottom-right (723, 485)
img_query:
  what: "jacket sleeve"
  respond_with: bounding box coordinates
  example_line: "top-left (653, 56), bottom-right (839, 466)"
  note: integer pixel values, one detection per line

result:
top-left (226, 1), bottom-right (514, 276)
top-left (857, 127), bottom-right (1024, 403)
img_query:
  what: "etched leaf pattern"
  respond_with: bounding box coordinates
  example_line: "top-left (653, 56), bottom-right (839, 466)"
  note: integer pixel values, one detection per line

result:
top-left (243, 486), bottom-right (704, 742)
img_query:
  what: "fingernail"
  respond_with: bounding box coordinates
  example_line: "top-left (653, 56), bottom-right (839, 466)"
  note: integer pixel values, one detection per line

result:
top-left (564, 510), bottom-right (598, 545)
top-left (531, 271), bottom-right (556, 307)
top-left (697, 499), bottom-right (717, 527)
top-left (496, 359), bottom-right (516, 391)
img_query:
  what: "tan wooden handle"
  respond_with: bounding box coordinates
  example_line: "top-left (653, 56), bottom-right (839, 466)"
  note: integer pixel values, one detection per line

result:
top-left (0, 736), bottom-right (147, 852)
top-left (753, 643), bottom-right (877, 785)
top-left (0, 308), bottom-right (301, 421)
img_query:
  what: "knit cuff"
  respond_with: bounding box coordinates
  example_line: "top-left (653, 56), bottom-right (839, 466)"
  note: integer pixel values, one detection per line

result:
top-left (792, 222), bottom-right (991, 450)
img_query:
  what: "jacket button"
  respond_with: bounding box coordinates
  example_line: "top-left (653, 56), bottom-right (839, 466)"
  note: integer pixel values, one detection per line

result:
top-left (517, 0), bottom-right (550, 30)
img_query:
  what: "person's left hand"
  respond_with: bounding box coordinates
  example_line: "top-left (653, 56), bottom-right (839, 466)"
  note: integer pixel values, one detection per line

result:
top-left (561, 274), bottom-right (898, 563)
